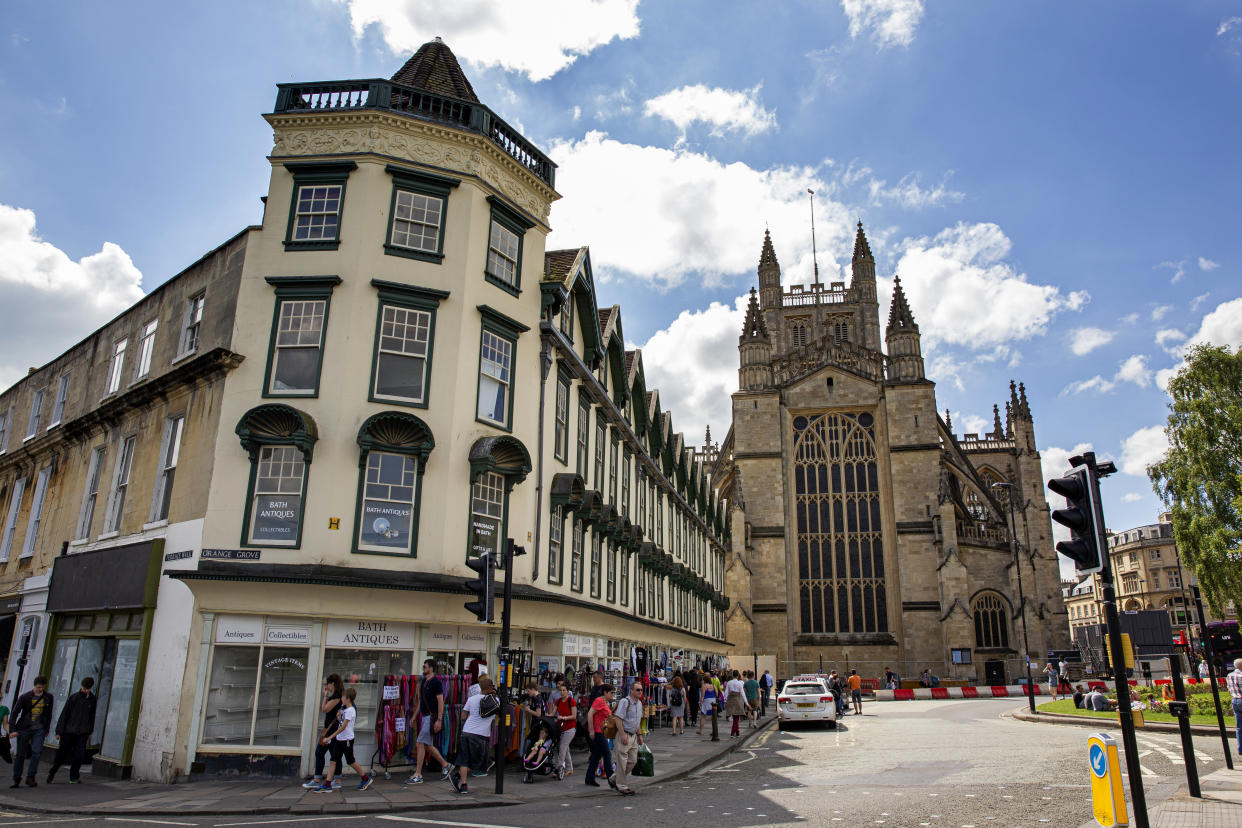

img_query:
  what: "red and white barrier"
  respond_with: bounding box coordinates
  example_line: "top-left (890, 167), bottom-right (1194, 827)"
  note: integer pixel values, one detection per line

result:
top-left (875, 685), bottom-right (1046, 701)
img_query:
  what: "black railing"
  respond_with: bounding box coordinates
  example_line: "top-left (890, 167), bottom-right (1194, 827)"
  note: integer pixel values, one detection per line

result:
top-left (273, 79), bottom-right (556, 188)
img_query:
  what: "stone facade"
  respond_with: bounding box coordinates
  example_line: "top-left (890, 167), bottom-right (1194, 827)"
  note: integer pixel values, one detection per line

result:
top-left (713, 227), bottom-right (1070, 682)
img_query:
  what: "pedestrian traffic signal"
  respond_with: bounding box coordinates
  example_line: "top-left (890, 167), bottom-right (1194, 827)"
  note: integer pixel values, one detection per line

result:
top-left (465, 551), bottom-right (494, 623)
top-left (1048, 464), bottom-right (1102, 574)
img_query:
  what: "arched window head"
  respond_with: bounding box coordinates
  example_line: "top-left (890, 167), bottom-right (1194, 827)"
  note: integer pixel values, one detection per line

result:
top-left (235, 404), bottom-right (319, 548)
top-left (354, 411), bottom-right (435, 556)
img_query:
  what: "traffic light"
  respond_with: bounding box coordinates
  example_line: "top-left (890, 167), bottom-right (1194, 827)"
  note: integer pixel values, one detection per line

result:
top-left (1047, 464), bottom-right (1101, 574)
top-left (465, 551), bottom-right (494, 623)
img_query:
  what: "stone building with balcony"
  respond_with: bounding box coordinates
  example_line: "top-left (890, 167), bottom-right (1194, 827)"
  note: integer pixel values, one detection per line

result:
top-left (0, 39), bottom-right (729, 781)
top-left (712, 229), bottom-right (1070, 684)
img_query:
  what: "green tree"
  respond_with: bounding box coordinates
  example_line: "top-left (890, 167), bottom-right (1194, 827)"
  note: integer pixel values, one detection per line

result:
top-left (1147, 344), bottom-right (1242, 617)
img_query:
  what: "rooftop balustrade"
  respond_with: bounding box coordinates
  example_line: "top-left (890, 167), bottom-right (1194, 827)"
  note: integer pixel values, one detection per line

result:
top-left (273, 79), bottom-right (557, 188)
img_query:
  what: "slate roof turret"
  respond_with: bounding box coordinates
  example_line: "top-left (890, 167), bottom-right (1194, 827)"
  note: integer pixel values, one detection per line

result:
top-left (391, 37), bottom-right (479, 103)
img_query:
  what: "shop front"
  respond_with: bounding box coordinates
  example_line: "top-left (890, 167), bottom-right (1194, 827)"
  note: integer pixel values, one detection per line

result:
top-left (42, 541), bottom-right (161, 779)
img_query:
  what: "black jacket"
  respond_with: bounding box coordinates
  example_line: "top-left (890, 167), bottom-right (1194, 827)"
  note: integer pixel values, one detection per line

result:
top-left (9, 690), bottom-right (54, 733)
top-left (56, 690), bottom-right (97, 737)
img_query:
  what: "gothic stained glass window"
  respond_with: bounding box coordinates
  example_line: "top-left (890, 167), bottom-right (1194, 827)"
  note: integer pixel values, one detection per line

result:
top-left (972, 592), bottom-right (1010, 649)
top-left (792, 411), bottom-right (887, 635)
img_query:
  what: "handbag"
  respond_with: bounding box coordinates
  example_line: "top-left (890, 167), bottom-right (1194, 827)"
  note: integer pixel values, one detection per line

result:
top-left (633, 743), bottom-right (654, 777)
top-left (602, 717), bottom-right (619, 739)
top-left (478, 694), bottom-right (501, 718)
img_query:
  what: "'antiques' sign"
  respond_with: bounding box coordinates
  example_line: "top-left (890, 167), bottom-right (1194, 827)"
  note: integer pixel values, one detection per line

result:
top-left (216, 615), bottom-right (262, 644)
top-left (325, 619), bottom-right (414, 650)
top-left (427, 624), bottom-right (459, 650)
top-left (250, 495), bottom-right (301, 544)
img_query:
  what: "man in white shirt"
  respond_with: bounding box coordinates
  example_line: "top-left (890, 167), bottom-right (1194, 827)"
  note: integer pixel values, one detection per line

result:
top-left (611, 680), bottom-right (643, 794)
top-left (450, 676), bottom-right (498, 796)
top-left (1226, 658), bottom-right (1242, 757)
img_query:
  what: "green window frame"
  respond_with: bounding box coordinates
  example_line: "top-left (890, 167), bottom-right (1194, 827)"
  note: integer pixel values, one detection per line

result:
top-left (575, 393), bottom-right (590, 477)
top-left (383, 165), bottom-right (459, 263)
top-left (547, 506), bottom-right (564, 585)
top-left (608, 433), bottom-right (618, 504)
top-left (606, 540), bottom-right (616, 603)
top-left (237, 404), bottom-right (318, 549)
top-left (483, 196), bottom-right (535, 297)
top-left (570, 518), bottom-right (584, 593)
top-left (589, 530), bottom-right (602, 599)
top-left (553, 368), bottom-right (571, 464)
top-left (475, 306), bottom-right (529, 431)
top-left (283, 161), bottom-right (356, 251)
top-left (620, 550), bottom-right (629, 606)
top-left (353, 412), bottom-right (434, 557)
top-left (621, 447), bottom-right (631, 515)
top-left (593, 414), bottom-right (605, 490)
top-left (369, 280), bottom-right (450, 409)
top-left (469, 471), bottom-right (507, 562)
top-left (262, 276), bottom-right (341, 398)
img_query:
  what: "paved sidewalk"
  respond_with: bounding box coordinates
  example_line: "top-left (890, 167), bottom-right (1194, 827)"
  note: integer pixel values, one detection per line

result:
top-left (0, 712), bottom-right (774, 816)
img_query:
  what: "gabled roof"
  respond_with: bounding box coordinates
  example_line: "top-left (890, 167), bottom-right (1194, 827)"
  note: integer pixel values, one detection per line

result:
top-left (544, 248), bottom-right (580, 282)
top-left (391, 38), bottom-right (479, 103)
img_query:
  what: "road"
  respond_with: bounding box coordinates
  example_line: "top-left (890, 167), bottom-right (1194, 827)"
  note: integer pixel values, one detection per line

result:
top-left (2, 699), bottom-right (1230, 828)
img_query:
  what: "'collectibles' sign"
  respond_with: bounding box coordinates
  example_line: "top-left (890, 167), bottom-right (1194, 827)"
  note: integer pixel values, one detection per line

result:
top-left (459, 627), bottom-right (487, 649)
top-left (265, 625), bottom-right (311, 645)
top-left (325, 619), bottom-right (414, 650)
top-left (250, 495), bottom-right (302, 544)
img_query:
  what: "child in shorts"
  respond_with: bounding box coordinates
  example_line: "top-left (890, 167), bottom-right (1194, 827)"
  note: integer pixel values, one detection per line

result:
top-left (315, 688), bottom-right (373, 792)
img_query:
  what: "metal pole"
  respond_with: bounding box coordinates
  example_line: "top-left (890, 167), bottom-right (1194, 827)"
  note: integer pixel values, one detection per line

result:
top-left (495, 538), bottom-right (517, 794)
top-left (1193, 586), bottom-right (1234, 770)
top-left (1169, 655), bottom-right (1201, 797)
top-left (1083, 453), bottom-right (1149, 828)
top-left (995, 484), bottom-right (1036, 712)
top-left (10, 620), bottom-right (31, 710)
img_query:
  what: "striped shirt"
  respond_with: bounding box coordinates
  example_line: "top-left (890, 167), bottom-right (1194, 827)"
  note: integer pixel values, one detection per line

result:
top-left (1227, 669), bottom-right (1242, 700)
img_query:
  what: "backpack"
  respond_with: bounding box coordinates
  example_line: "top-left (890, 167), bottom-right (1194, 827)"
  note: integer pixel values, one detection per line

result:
top-left (670, 688), bottom-right (684, 706)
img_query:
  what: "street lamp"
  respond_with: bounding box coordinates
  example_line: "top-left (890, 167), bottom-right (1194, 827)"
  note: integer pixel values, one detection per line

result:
top-left (992, 482), bottom-right (1036, 712)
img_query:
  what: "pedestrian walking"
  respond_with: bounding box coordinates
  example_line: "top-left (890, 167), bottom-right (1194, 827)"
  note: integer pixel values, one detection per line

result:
top-left (1199, 658), bottom-right (1210, 681)
top-left (46, 677), bottom-right (97, 784)
top-left (847, 670), bottom-right (863, 715)
top-left (314, 688), bottom-right (373, 793)
top-left (611, 680), bottom-right (642, 795)
top-left (686, 668), bottom-right (702, 727)
top-left (585, 683), bottom-right (618, 789)
top-left (9, 675), bottom-right (53, 788)
top-left (759, 670), bottom-right (773, 716)
top-left (743, 671), bottom-right (760, 726)
top-left (406, 659), bottom-right (451, 784)
top-left (724, 670), bottom-right (747, 738)
top-left (1227, 658), bottom-right (1242, 757)
top-left (448, 676), bottom-right (498, 795)
top-left (1057, 660), bottom-right (1071, 695)
top-left (303, 674), bottom-right (344, 789)
top-left (698, 676), bottom-right (717, 735)
top-left (553, 679), bottom-right (577, 776)
top-left (668, 675), bottom-right (686, 735)
top-left (827, 671), bottom-right (845, 715)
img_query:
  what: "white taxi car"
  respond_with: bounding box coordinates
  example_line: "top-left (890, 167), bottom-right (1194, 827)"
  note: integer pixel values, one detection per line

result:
top-left (777, 675), bottom-right (840, 729)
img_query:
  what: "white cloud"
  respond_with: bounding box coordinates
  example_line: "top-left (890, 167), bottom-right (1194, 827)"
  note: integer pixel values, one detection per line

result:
top-left (337, 0), bottom-right (641, 82)
top-left (1157, 259), bottom-right (1186, 284)
top-left (1198, 256), bottom-right (1220, 271)
top-left (1061, 354), bottom-right (1152, 395)
top-left (948, 412), bottom-right (988, 436)
top-left (1219, 17), bottom-right (1241, 36)
top-left (1120, 493), bottom-right (1144, 503)
top-left (866, 172), bottom-right (964, 209)
top-left (803, 47), bottom-right (844, 102)
top-left (547, 131), bottom-right (846, 288)
top-left (636, 297), bottom-right (746, 445)
top-left (1186, 296), bottom-right (1242, 350)
top-left (1120, 312), bottom-right (1139, 325)
top-left (1069, 326), bottom-right (1114, 356)
top-left (1150, 304), bottom-right (1173, 322)
top-left (1191, 292), bottom-right (1210, 311)
top-left (0, 204), bottom-right (145, 391)
top-left (1119, 425), bottom-right (1168, 477)
top-left (1155, 328), bottom-right (1186, 354)
top-left (644, 84), bottom-right (776, 139)
top-left (885, 222), bottom-right (1089, 351)
top-left (841, 0), bottom-right (925, 48)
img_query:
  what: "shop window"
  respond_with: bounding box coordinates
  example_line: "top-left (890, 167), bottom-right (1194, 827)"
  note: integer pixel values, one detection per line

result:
top-left (102, 436), bottom-right (136, 534)
top-left (236, 404), bottom-right (318, 548)
top-left (355, 411), bottom-right (434, 557)
top-left (202, 645), bottom-right (307, 747)
top-left (283, 161), bottom-right (355, 251)
top-left (150, 416), bottom-right (184, 523)
top-left (322, 648), bottom-right (412, 766)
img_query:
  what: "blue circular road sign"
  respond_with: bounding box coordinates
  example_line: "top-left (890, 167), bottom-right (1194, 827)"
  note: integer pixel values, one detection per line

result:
top-left (1089, 742), bottom-right (1107, 778)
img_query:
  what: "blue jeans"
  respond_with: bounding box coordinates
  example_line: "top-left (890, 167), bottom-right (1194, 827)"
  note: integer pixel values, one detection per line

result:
top-left (586, 733), bottom-right (614, 782)
top-left (14, 729), bottom-right (46, 782)
top-left (1232, 698), bottom-right (1242, 754)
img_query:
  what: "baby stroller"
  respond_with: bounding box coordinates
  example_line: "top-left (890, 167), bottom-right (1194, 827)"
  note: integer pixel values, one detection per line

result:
top-left (521, 715), bottom-right (563, 783)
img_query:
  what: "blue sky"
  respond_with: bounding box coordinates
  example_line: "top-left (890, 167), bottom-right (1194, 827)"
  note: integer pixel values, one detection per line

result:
top-left (3, 1), bottom-right (1240, 574)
